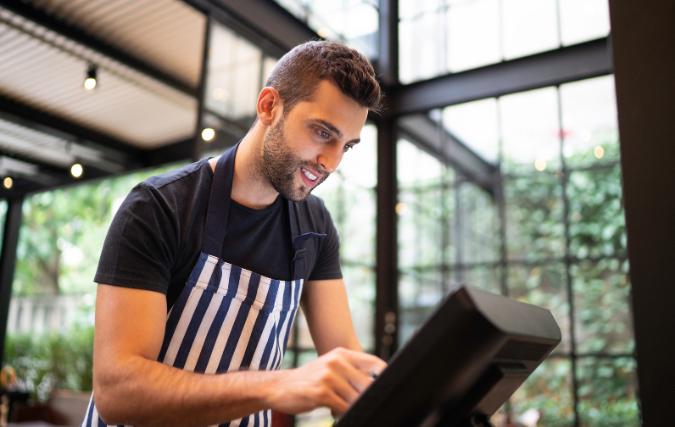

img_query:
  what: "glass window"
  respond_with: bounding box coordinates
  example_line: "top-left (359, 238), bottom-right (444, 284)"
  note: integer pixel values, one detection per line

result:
top-left (567, 166), bottom-right (626, 259)
top-left (399, 269), bottom-right (445, 343)
top-left (447, 0), bottom-right (501, 72)
top-left (561, 75), bottom-right (619, 167)
top-left (505, 175), bottom-right (565, 261)
top-left (457, 182), bottom-right (500, 264)
top-left (399, 0), bottom-right (444, 20)
top-left (205, 22), bottom-right (262, 121)
top-left (501, 0), bottom-right (560, 60)
top-left (0, 199), bottom-right (6, 258)
top-left (572, 259), bottom-right (633, 354)
top-left (559, 0), bottom-right (611, 46)
top-left (443, 98), bottom-right (500, 164)
top-left (397, 138), bottom-right (445, 189)
top-left (271, 0), bottom-right (379, 59)
top-left (399, 11), bottom-right (447, 84)
top-left (505, 359), bottom-right (574, 426)
top-left (500, 87), bottom-right (561, 173)
top-left (576, 357), bottom-right (640, 426)
top-left (451, 265), bottom-right (502, 295)
top-left (396, 77), bottom-right (633, 424)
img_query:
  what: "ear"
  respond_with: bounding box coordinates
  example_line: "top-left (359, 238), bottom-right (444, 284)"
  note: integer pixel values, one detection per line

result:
top-left (257, 87), bottom-right (283, 127)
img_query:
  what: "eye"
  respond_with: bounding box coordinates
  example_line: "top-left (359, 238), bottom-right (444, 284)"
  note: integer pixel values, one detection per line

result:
top-left (344, 144), bottom-right (354, 152)
top-left (318, 129), bottom-right (330, 139)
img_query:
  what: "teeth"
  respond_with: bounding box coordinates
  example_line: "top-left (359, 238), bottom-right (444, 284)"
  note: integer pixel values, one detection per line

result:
top-left (302, 168), bottom-right (317, 181)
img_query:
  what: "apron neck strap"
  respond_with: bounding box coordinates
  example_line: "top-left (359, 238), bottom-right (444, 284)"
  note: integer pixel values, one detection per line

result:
top-left (288, 199), bottom-right (326, 281)
top-left (202, 143), bottom-right (238, 256)
top-left (202, 141), bottom-right (325, 280)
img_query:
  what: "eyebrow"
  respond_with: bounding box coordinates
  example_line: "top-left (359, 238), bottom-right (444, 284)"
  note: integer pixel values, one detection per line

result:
top-left (310, 119), bottom-right (361, 144)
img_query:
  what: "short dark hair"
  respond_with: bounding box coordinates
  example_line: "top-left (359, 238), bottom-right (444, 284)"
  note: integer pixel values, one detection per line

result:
top-left (265, 41), bottom-right (382, 115)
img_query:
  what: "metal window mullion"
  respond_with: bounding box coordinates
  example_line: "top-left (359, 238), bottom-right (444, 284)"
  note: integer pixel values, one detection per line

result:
top-left (557, 84), bottom-right (580, 427)
top-left (0, 196), bottom-right (24, 367)
top-left (192, 13), bottom-right (212, 162)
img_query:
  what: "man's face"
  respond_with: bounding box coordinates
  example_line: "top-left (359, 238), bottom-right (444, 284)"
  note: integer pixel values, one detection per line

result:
top-left (260, 80), bottom-right (369, 202)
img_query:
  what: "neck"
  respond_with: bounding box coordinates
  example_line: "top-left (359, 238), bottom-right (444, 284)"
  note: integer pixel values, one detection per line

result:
top-left (213, 122), bottom-right (279, 210)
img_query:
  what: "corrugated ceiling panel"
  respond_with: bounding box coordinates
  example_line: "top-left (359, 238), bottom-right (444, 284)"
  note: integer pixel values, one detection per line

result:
top-left (0, 7), bottom-right (197, 149)
top-left (26, 0), bottom-right (205, 89)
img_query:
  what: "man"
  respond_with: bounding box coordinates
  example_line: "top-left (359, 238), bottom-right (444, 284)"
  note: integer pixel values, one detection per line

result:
top-left (84, 41), bottom-right (387, 427)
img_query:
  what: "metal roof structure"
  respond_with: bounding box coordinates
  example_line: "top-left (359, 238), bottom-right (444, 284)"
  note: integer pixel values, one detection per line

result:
top-left (0, 0), bottom-right (205, 196)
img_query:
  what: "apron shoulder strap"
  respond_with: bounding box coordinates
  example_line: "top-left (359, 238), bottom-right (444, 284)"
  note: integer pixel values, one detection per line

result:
top-left (287, 199), bottom-right (326, 281)
top-left (202, 143), bottom-right (238, 256)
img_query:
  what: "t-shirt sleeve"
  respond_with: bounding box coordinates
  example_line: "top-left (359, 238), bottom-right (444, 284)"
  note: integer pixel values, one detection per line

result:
top-left (94, 183), bottom-right (179, 295)
top-left (308, 199), bottom-right (342, 281)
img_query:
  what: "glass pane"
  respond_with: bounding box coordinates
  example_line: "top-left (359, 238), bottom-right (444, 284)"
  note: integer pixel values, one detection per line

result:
top-left (342, 265), bottom-right (376, 352)
top-left (447, 0), bottom-right (501, 72)
top-left (273, 0), bottom-right (379, 59)
top-left (499, 359), bottom-right (574, 427)
top-left (504, 175), bottom-right (565, 261)
top-left (443, 98), bottom-right (500, 164)
top-left (561, 75), bottom-right (619, 167)
top-left (399, 12), bottom-right (446, 84)
top-left (397, 138), bottom-right (445, 190)
top-left (559, 0), bottom-right (611, 46)
top-left (500, 87), bottom-right (561, 173)
top-left (567, 166), bottom-right (626, 259)
top-left (449, 265), bottom-right (502, 295)
top-left (205, 22), bottom-right (261, 121)
top-left (455, 181), bottom-right (500, 264)
top-left (0, 199), bottom-right (7, 257)
top-left (508, 263), bottom-right (570, 353)
top-left (400, 0), bottom-right (444, 20)
top-left (398, 186), bottom-right (445, 269)
top-left (572, 259), bottom-right (633, 354)
top-left (577, 357), bottom-right (640, 427)
top-left (398, 269), bottom-right (444, 345)
top-left (502, 0), bottom-right (560, 60)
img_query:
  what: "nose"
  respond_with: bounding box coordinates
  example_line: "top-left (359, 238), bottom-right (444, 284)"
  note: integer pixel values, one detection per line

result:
top-left (317, 144), bottom-right (344, 174)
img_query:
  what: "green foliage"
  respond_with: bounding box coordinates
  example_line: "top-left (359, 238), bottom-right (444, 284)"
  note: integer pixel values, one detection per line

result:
top-left (13, 164), bottom-right (181, 297)
top-left (567, 165), bottom-right (626, 258)
top-left (505, 173), bottom-right (565, 261)
top-left (4, 325), bottom-right (94, 403)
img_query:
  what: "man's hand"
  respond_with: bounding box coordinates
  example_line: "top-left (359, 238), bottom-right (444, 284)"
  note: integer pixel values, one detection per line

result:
top-left (266, 347), bottom-right (387, 417)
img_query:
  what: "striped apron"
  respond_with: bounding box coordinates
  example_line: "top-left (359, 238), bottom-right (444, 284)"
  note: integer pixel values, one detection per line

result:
top-left (83, 143), bottom-right (324, 427)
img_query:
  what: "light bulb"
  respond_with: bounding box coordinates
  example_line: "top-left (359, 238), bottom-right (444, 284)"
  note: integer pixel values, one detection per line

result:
top-left (535, 159), bottom-right (547, 171)
top-left (3, 177), bottom-right (12, 189)
top-left (71, 163), bottom-right (83, 178)
top-left (202, 128), bottom-right (216, 142)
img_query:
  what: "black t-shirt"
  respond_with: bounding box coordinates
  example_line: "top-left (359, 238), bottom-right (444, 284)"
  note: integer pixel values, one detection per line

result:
top-left (94, 158), bottom-right (342, 310)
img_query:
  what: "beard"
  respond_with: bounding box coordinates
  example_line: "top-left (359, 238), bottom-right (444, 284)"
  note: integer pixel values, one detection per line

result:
top-left (260, 116), bottom-right (330, 202)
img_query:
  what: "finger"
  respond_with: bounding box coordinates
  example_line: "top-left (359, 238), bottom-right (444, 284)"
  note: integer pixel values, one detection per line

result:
top-left (321, 386), bottom-right (351, 416)
top-left (340, 351), bottom-right (388, 374)
top-left (328, 358), bottom-right (375, 395)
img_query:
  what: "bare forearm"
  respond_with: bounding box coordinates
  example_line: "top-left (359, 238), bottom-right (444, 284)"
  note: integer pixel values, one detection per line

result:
top-left (95, 356), bottom-right (279, 427)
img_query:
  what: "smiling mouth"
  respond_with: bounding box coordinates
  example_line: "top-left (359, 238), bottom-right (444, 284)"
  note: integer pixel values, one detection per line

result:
top-left (301, 167), bottom-right (318, 182)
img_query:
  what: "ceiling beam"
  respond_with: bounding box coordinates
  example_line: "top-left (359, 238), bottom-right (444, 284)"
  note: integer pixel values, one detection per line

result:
top-left (0, 95), bottom-right (142, 163)
top-left (389, 37), bottom-right (613, 116)
top-left (0, 0), bottom-right (198, 98)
